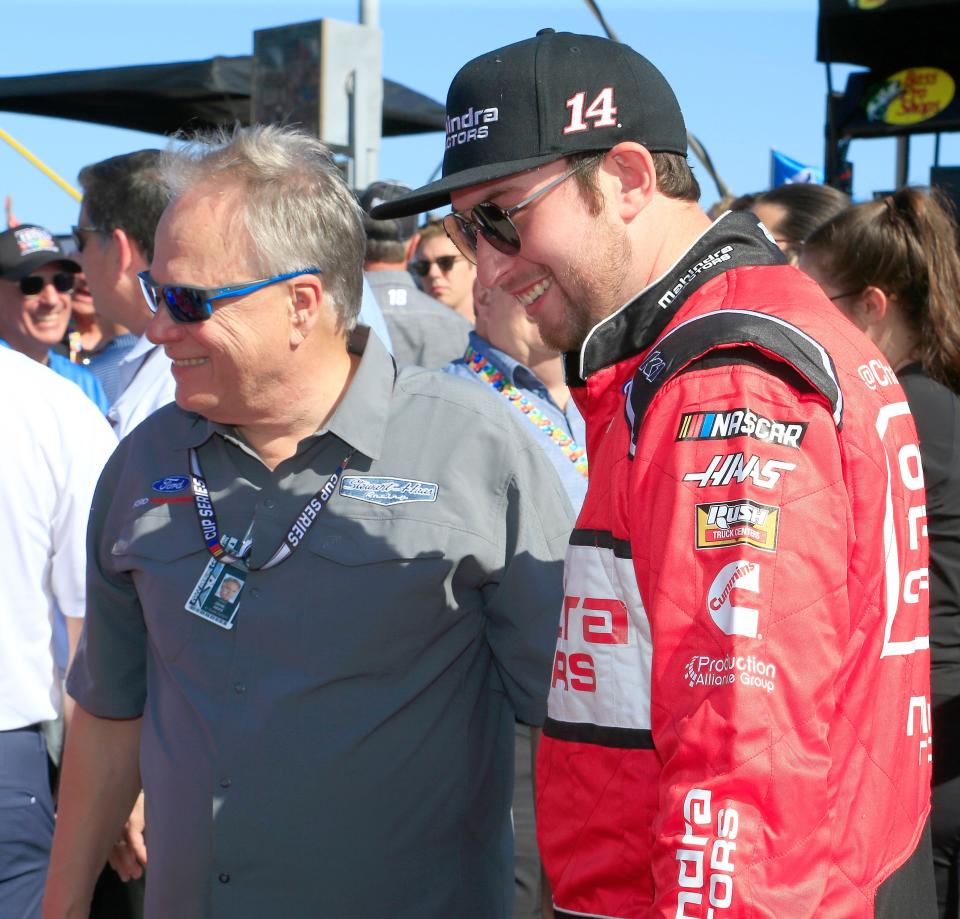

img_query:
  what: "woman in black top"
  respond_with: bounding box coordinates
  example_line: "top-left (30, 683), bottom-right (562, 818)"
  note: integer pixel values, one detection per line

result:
top-left (800, 188), bottom-right (960, 917)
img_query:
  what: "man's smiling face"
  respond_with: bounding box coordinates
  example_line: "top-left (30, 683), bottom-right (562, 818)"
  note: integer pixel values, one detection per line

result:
top-left (450, 157), bottom-right (632, 353)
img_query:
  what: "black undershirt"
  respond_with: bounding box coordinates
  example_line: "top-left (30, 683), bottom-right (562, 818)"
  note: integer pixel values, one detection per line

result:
top-left (899, 364), bottom-right (960, 697)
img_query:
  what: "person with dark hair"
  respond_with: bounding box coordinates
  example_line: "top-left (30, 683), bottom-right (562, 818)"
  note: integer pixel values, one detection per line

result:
top-left (374, 28), bottom-right (935, 918)
top-left (66, 273), bottom-right (137, 404)
top-left (801, 188), bottom-right (960, 917)
top-left (748, 183), bottom-right (851, 264)
top-left (76, 149), bottom-right (175, 437)
top-left (360, 180), bottom-right (470, 368)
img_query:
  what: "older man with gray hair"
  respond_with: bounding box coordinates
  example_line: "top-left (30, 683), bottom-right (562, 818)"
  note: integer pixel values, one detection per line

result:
top-left (42, 125), bottom-right (571, 919)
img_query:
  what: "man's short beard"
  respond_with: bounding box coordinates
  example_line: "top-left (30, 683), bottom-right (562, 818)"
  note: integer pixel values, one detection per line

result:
top-left (538, 223), bottom-right (632, 354)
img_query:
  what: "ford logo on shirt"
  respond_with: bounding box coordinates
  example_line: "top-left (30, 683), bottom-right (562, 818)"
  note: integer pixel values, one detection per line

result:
top-left (339, 476), bottom-right (439, 507)
top-left (152, 475), bottom-right (190, 494)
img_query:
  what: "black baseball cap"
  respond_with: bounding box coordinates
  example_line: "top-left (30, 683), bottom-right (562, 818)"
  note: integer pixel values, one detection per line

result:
top-left (371, 29), bottom-right (687, 219)
top-left (358, 181), bottom-right (420, 242)
top-left (0, 225), bottom-right (80, 281)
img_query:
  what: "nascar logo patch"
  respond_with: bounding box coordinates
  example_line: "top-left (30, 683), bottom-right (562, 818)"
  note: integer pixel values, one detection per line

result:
top-left (677, 409), bottom-right (807, 448)
top-left (696, 500), bottom-right (780, 551)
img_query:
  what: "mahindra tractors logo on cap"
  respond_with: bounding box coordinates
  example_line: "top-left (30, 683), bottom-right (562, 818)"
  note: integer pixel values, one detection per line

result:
top-left (706, 559), bottom-right (761, 637)
top-left (445, 106), bottom-right (499, 149)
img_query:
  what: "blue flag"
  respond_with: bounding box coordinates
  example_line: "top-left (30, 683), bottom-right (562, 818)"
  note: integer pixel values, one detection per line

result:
top-left (771, 150), bottom-right (824, 187)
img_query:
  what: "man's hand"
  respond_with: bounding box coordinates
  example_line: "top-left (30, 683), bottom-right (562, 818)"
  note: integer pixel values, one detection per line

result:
top-left (108, 792), bottom-right (146, 881)
top-left (4, 195), bottom-right (19, 228)
top-left (41, 708), bottom-right (142, 919)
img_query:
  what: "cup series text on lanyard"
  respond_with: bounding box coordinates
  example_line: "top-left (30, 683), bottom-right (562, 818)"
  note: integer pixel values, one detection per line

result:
top-left (188, 446), bottom-right (355, 572)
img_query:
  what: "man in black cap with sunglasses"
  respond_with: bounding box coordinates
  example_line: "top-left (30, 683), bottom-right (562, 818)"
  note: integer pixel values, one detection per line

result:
top-left (373, 29), bottom-right (936, 919)
top-left (0, 224), bottom-right (108, 412)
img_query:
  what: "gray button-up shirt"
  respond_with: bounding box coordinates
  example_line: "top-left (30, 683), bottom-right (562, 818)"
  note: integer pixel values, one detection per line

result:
top-left (365, 269), bottom-right (472, 369)
top-left (68, 329), bottom-right (572, 919)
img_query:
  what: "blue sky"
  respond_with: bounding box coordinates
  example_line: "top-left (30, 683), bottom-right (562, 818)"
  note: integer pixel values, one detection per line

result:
top-left (2, 0), bottom-right (956, 233)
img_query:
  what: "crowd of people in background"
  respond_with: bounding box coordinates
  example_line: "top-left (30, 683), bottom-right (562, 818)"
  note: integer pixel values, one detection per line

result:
top-left (3, 26), bottom-right (960, 919)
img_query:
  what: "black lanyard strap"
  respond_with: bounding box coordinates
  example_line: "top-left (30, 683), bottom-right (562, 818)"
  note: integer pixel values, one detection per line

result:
top-left (188, 446), bottom-right (354, 571)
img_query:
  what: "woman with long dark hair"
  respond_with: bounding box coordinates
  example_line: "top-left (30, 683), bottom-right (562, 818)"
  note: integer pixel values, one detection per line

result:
top-left (801, 187), bottom-right (960, 916)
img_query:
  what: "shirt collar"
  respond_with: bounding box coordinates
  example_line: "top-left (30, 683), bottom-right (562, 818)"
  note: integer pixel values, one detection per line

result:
top-left (120, 332), bottom-right (157, 365)
top-left (562, 211), bottom-right (786, 385)
top-left (320, 325), bottom-right (394, 461)
top-left (175, 325), bottom-right (395, 461)
top-left (467, 330), bottom-right (543, 391)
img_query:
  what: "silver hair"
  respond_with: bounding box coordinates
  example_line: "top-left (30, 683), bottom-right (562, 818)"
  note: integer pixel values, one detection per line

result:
top-left (160, 124), bottom-right (365, 330)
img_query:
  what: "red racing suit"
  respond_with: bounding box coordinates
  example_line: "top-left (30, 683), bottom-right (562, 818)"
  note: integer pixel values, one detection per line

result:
top-left (536, 213), bottom-right (934, 918)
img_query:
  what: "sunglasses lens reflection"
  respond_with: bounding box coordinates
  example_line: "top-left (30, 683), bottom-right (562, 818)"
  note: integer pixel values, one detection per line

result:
top-left (163, 287), bottom-right (206, 323)
top-left (473, 205), bottom-right (521, 256)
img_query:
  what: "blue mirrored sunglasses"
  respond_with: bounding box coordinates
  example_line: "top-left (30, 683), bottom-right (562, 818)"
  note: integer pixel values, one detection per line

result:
top-left (137, 268), bottom-right (322, 324)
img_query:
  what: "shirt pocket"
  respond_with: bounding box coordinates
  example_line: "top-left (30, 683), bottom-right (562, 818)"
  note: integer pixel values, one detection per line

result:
top-left (302, 517), bottom-right (468, 675)
top-left (111, 507), bottom-right (208, 664)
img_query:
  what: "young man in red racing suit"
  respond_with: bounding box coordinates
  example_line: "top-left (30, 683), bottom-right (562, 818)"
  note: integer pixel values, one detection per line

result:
top-left (371, 29), bottom-right (935, 919)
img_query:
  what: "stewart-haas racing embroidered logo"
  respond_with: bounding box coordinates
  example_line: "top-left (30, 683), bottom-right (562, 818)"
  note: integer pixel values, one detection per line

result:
top-left (339, 476), bottom-right (439, 507)
top-left (677, 409), bottom-right (807, 448)
top-left (696, 500), bottom-right (780, 551)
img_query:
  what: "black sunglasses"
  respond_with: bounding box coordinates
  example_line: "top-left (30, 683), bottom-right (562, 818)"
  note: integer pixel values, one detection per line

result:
top-left (137, 268), bottom-right (322, 324)
top-left (19, 272), bottom-right (75, 296)
top-left (408, 255), bottom-right (463, 277)
top-left (71, 225), bottom-right (105, 253)
top-left (442, 162), bottom-right (587, 264)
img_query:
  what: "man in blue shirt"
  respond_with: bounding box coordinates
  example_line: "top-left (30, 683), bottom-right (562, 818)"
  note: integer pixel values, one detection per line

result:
top-left (0, 225), bottom-right (108, 413)
top-left (445, 278), bottom-right (587, 511)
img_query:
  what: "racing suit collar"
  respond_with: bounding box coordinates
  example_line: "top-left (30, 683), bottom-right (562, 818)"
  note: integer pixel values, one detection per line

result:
top-left (563, 210), bottom-right (786, 387)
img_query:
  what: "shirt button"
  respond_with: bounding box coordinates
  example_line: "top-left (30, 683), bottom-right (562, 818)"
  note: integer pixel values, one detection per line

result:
top-left (219, 777), bottom-right (231, 788)
top-left (234, 682), bottom-right (246, 694)
top-left (250, 588), bottom-right (261, 599)
top-left (219, 873), bottom-right (230, 884)
top-left (264, 498), bottom-right (276, 509)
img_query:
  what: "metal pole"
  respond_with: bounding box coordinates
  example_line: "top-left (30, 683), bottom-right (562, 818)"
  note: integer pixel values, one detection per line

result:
top-left (934, 132), bottom-right (942, 167)
top-left (359, 0), bottom-right (379, 27)
top-left (347, 11), bottom-right (382, 189)
top-left (0, 127), bottom-right (82, 201)
top-left (895, 136), bottom-right (910, 189)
